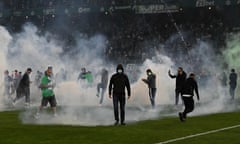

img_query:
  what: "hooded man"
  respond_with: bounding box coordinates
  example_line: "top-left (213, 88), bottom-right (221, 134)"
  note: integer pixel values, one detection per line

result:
top-left (109, 64), bottom-right (131, 125)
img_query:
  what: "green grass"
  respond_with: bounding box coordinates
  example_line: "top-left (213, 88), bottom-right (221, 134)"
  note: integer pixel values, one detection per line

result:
top-left (0, 110), bottom-right (240, 144)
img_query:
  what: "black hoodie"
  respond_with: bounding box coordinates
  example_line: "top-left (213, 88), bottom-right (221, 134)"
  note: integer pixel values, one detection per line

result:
top-left (109, 64), bottom-right (131, 96)
top-left (181, 77), bottom-right (199, 100)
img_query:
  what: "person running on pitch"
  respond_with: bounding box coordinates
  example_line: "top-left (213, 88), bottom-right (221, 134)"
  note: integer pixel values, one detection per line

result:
top-left (179, 73), bottom-right (200, 122)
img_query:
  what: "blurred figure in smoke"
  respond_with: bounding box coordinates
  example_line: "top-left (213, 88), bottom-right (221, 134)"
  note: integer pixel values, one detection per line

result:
top-left (17, 71), bottom-right (22, 88)
top-left (179, 73), bottom-right (200, 122)
top-left (35, 66), bottom-right (57, 118)
top-left (34, 70), bottom-right (43, 87)
top-left (109, 64), bottom-right (131, 126)
top-left (142, 69), bottom-right (157, 108)
top-left (96, 68), bottom-right (108, 105)
top-left (168, 67), bottom-right (186, 105)
top-left (55, 68), bottom-right (67, 84)
top-left (3, 70), bottom-right (13, 102)
top-left (78, 68), bottom-right (87, 80)
top-left (11, 70), bottom-right (20, 94)
top-left (220, 71), bottom-right (227, 87)
top-left (229, 69), bottom-right (237, 100)
top-left (13, 68), bottom-right (32, 106)
top-left (78, 67), bottom-right (93, 86)
top-left (219, 71), bottom-right (228, 96)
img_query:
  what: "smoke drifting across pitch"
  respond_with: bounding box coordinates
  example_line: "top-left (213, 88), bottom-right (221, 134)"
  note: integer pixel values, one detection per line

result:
top-left (223, 33), bottom-right (240, 70)
top-left (0, 26), bottom-right (12, 108)
top-left (0, 23), bottom-right (239, 126)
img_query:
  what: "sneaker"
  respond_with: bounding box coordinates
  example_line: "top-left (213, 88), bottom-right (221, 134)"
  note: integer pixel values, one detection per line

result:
top-left (25, 103), bottom-right (30, 109)
top-left (34, 113), bottom-right (40, 119)
top-left (178, 112), bottom-right (184, 122)
top-left (121, 122), bottom-right (126, 126)
top-left (53, 113), bottom-right (58, 117)
top-left (114, 121), bottom-right (119, 126)
top-left (11, 101), bottom-right (16, 106)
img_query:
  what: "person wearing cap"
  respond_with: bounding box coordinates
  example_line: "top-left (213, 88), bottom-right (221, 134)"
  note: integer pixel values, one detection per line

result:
top-left (178, 73), bottom-right (200, 122)
top-left (13, 68), bottom-right (32, 106)
top-left (109, 64), bottom-right (131, 125)
top-left (35, 66), bottom-right (57, 118)
top-left (229, 68), bottom-right (237, 100)
top-left (168, 67), bottom-right (187, 105)
top-left (142, 69), bottom-right (157, 108)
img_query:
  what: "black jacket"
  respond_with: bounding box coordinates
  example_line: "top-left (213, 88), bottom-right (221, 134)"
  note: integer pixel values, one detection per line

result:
top-left (18, 72), bottom-right (30, 88)
top-left (143, 73), bottom-right (156, 88)
top-left (229, 72), bottom-right (237, 87)
top-left (169, 71), bottom-right (187, 90)
top-left (181, 77), bottom-right (199, 100)
top-left (109, 65), bottom-right (131, 96)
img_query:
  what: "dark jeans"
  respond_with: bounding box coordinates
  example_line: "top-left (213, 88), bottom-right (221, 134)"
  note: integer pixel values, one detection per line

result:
top-left (112, 93), bottom-right (126, 123)
top-left (230, 86), bottom-right (236, 100)
top-left (175, 89), bottom-right (182, 105)
top-left (15, 87), bottom-right (30, 103)
top-left (182, 96), bottom-right (194, 118)
top-left (149, 88), bottom-right (157, 108)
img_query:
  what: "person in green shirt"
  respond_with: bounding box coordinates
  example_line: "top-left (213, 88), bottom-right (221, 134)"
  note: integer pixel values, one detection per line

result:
top-left (35, 66), bottom-right (57, 118)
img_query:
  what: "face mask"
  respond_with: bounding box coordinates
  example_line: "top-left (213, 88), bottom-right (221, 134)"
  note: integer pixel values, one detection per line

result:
top-left (147, 72), bottom-right (152, 75)
top-left (117, 69), bottom-right (123, 73)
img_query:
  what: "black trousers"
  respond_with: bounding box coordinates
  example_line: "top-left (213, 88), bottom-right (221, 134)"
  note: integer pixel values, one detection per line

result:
top-left (149, 88), bottom-right (156, 108)
top-left (175, 89), bottom-right (182, 105)
top-left (112, 94), bottom-right (126, 123)
top-left (182, 96), bottom-right (194, 118)
top-left (15, 86), bottom-right (30, 103)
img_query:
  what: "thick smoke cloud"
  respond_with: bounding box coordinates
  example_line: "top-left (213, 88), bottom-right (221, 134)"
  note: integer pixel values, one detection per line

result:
top-left (0, 24), bottom-right (239, 126)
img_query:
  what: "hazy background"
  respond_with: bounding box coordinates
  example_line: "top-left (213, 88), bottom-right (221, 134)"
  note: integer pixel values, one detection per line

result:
top-left (0, 23), bottom-right (239, 126)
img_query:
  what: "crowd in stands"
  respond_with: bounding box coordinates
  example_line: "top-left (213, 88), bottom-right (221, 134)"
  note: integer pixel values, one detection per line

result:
top-left (1, 0), bottom-right (240, 65)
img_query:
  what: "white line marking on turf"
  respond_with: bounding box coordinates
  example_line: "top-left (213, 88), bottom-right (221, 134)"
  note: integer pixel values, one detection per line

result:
top-left (157, 124), bottom-right (240, 144)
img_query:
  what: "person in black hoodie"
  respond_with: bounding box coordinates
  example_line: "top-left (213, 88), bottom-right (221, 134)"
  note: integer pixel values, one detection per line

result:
top-left (109, 64), bottom-right (131, 125)
top-left (168, 67), bottom-right (187, 105)
top-left (179, 73), bottom-right (200, 122)
top-left (142, 69), bottom-right (157, 108)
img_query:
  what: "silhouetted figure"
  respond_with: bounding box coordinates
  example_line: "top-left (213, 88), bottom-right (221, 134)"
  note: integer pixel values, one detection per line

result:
top-left (229, 69), bottom-right (237, 100)
top-left (179, 73), bottom-right (200, 122)
top-left (168, 67), bottom-right (187, 105)
top-left (109, 64), bottom-right (131, 126)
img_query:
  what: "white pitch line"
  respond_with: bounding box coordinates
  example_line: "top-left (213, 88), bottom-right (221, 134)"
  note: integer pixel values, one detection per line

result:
top-left (157, 124), bottom-right (240, 144)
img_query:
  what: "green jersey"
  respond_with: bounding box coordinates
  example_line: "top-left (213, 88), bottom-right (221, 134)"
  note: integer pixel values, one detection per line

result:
top-left (41, 75), bottom-right (54, 97)
top-left (85, 73), bottom-right (93, 83)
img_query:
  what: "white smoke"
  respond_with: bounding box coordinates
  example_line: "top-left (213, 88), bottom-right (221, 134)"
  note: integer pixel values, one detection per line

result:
top-left (0, 23), bottom-right (238, 126)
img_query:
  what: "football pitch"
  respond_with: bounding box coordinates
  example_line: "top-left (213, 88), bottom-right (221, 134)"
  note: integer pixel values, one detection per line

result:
top-left (0, 108), bottom-right (240, 144)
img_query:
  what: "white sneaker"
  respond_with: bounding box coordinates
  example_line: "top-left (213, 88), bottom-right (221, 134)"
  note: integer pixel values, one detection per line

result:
top-left (53, 113), bottom-right (57, 117)
top-left (34, 113), bottom-right (40, 119)
top-left (25, 103), bottom-right (30, 108)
